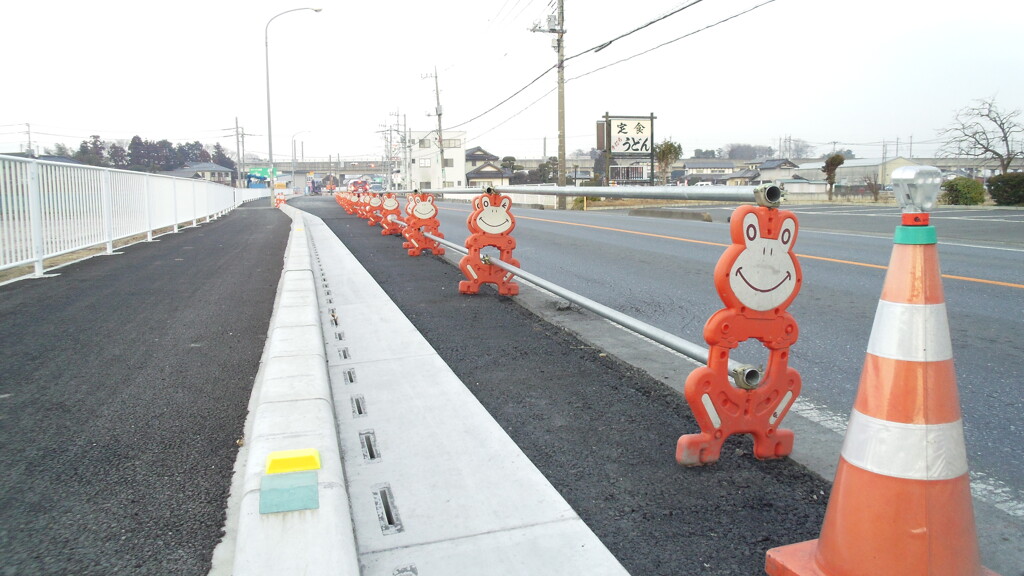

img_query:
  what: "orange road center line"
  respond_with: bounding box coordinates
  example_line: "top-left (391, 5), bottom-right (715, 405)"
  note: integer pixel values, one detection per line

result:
top-left (458, 210), bottom-right (1023, 290)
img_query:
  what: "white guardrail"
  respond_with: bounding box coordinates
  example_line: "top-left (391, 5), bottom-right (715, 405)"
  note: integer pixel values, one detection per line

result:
top-left (0, 155), bottom-right (271, 276)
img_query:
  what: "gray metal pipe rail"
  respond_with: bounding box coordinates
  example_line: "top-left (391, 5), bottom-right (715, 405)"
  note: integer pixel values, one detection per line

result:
top-left (385, 183), bottom-right (783, 387)
top-left (423, 183), bottom-right (782, 207)
top-left (417, 229), bottom-right (761, 389)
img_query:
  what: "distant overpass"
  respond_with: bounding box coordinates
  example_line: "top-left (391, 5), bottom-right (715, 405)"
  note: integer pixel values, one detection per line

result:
top-left (270, 159), bottom-right (390, 176)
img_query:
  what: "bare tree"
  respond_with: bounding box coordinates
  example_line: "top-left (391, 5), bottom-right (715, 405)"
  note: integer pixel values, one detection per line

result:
top-left (939, 97), bottom-right (1023, 175)
top-left (863, 174), bottom-right (881, 202)
top-left (790, 138), bottom-right (814, 159)
top-left (654, 139), bottom-right (683, 184)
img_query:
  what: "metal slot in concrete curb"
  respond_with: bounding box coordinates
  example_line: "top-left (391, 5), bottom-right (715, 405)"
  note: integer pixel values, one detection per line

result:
top-left (216, 203), bottom-right (360, 576)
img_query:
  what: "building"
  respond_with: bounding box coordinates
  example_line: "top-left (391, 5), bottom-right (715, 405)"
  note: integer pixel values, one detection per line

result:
top-left (163, 161), bottom-right (234, 185)
top-left (756, 159), bottom-right (801, 183)
top-left (681, 159), bottom-right (736, 181)
top-left (465, 146), bottom-right (499, 170)
top-left (793, 157), bottom-right (918, 189)
top-left (464, 147), bottom-right (510, 188)
top-left (466, 162), bottom-right (512, 188)
top-left (410, 130), bottom-right (467, 189)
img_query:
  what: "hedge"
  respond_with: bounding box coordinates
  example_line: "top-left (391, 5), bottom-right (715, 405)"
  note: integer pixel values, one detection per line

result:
top-left (987, 173), bottom-right (1024, 205)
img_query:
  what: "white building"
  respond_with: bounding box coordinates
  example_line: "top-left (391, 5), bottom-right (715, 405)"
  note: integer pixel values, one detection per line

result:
top-left (410, 130), bottom-right (466, 190)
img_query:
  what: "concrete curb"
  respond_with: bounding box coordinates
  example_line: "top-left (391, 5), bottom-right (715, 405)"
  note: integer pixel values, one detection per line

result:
top-left (627, 207), bottom-right (712, 221)
top-left (228, 204), bottom-right (360, 576)
top-left (218, 201), bottom-right (631, 576)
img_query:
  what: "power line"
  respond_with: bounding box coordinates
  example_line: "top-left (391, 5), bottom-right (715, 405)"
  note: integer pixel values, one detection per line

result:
top-left (444, 0), bottom-right (753, 133)
top-left (444, 65), bottom-right (557, 131)
top-left (569, 0), bottom-right (778, 82)
top-left (571, 0), bottom-right (705, 58)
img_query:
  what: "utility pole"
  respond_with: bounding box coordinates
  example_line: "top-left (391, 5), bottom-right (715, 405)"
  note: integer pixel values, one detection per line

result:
top-left (389, 110), bottom-right (410, 190)
top-left (434, 68), bottom-right (446, 188)
top-left (234, 118), bottom-right (242, 180)
top-left (532, 1), bottom-right (567, 206)
top-left (423, 68), bottom-right (446, 189)
top-left (556, 0), bottom-right (566, 191)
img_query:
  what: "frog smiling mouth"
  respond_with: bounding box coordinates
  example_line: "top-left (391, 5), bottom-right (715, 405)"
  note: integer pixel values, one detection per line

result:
top-left (735, 267), bottom-right (792, 293)
top-left (480, 216), bottom-right (510, 228)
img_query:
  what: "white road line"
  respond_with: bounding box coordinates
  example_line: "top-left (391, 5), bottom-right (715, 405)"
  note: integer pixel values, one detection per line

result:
top-left (790, 397), bottom-right (1024, 517)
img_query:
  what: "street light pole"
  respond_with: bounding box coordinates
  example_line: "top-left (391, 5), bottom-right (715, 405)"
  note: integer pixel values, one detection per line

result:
top-left (265, 7), bottom-right (321, 203)
top-left (292, 130), bottom-right (309, 193)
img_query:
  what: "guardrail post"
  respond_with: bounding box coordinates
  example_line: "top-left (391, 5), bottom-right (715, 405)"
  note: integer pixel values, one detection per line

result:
top-left (101, 169), bottom-right (114, 254)
top-left (676, 204), bottom-right (803, 466)
top-left (144, 174), bottom-right (153, 241)
top-left (458, 189), bottom-right (520, 296)
top-left (172, 179), bottom-right (180, 233)
top-left (27, 160), bottom-right (45, 276)
top-left (191, 180), bottom-right (198, 227)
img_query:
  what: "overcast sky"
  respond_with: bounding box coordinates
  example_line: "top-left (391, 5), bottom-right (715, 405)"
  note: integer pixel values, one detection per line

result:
top-left (2, 0), bottom-right (1020, 164)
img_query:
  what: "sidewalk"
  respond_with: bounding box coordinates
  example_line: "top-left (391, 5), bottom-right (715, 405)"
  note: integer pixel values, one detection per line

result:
top-left (0, 205), bottom-right (291, 575)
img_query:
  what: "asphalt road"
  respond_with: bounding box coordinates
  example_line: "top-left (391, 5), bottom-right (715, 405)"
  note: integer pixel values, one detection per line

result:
top-left (0, 206), bottom-right (290, 576)
top-left (430, 200), bottom-right (1024, 502)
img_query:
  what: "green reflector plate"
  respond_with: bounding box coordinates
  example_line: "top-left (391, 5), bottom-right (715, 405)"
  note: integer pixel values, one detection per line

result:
top-left (259, 470), bottom-right (319, 514)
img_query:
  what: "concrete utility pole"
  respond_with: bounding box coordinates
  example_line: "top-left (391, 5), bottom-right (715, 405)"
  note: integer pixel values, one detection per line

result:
top-left (556, 0), bottom-right (566, 191)
top-left (433, 68), bottom-right (446, 188)
top-left (533, 1), bottom-right (567, 207)
top-left (234, 117), bottom-right (242, 183)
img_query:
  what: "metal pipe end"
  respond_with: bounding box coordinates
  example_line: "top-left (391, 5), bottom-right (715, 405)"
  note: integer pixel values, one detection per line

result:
top-left (732, 365), bottom-right (762, 390)
top-left (754, 184), bottom-right (783, 208)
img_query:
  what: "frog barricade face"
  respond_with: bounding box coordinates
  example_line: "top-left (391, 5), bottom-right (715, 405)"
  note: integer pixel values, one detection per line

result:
top-left (475, 195), bottom-right (514, 235)
top-left (728, 212), bottom-right (798, 311)
top-left (411, 195), bottom-right (436, 218)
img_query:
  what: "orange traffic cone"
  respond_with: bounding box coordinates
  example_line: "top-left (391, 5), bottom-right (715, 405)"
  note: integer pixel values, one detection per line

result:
top-left (765, 212), bottom-right (998, 576)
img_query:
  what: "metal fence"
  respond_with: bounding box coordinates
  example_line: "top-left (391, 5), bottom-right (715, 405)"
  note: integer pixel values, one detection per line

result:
top-left (0, 156), bottom-right (269, 277)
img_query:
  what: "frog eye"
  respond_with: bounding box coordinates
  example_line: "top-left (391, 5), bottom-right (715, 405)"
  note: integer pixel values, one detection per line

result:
top-left (779, 218), bottom-right (796, 249)
top-left (742, 212), bottom-right (759, 244)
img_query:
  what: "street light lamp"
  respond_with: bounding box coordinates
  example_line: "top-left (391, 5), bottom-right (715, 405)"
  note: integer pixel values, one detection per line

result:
top-left (265, 7), bottom-right (321, 203)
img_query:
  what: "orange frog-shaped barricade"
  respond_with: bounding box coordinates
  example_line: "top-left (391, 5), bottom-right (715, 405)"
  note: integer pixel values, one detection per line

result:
top-left (677, 204), bottom-right (803, 466)
top-left (458, 191), bottom-right (520, 296)
top-left (352, 193), bottom-right (369, 218)
top-left (337, 190), bottom-right (353, 212)
top-left (401, 193), bottom-right (445, 256)
top-left (378, 193), bottom-right (403, 236)
top-left (364, 193), bottom-right (383, 226)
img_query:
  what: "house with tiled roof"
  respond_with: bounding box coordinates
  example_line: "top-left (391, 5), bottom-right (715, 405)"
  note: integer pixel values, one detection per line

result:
top-left (466, 162), bottom-right (512, 188)
top-left (465, 146), bottom-right (499, 168)
top-left (681, 159), bottom-right (736, 175)
top-left (163, 161), bottom-right (234, 185)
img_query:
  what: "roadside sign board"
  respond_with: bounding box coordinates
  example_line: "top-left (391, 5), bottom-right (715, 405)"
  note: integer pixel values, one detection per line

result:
top-left (608, 117), bottom-right (652, 154)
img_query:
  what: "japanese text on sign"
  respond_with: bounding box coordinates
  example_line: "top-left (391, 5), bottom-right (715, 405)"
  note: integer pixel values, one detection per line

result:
top-left (609, 118), bottom-right (652, 154)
